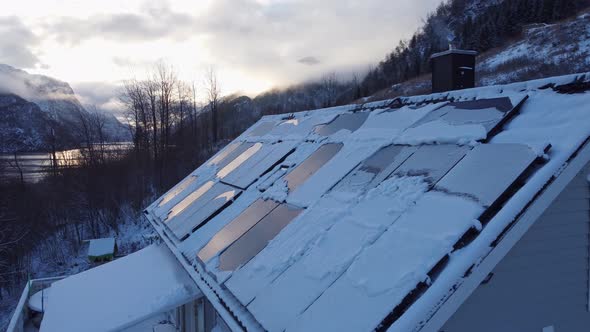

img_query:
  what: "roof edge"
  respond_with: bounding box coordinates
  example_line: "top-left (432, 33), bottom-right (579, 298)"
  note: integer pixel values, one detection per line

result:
top-left (144, 212), bottom-right (248, 332)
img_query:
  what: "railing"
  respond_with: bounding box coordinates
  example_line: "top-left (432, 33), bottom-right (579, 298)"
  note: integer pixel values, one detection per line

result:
top-left (6, 276), bottom-right (68, 332)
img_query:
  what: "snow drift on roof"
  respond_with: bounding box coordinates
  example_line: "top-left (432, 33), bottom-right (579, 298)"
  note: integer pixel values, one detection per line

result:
top-left (40, 244), bottom-right (201, 332)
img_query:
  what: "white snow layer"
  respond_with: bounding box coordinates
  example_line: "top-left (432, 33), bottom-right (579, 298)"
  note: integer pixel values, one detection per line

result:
top-left (143, 72), bottom-right (590, 332)
top-left (40, 244), bottom-right (201, 332)
top-left (87, 237), bottom-right (116, 257)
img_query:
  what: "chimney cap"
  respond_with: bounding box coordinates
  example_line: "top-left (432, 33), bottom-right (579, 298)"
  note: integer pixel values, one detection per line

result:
top-left (430, 49), bottom-right (478, 59)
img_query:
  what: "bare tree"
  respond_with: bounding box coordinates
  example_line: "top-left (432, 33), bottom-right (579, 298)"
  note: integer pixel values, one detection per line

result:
top-left (7, 153), bottom-right (24, 186)
top-left (205, 66), bottom-right (220, 144)
top-left (143, 79), bottom-right (159, 162)
top-left (156, 62), bottom-right (177, 157)
top-left (122, 79), bottom-right (149, 154)
top-left (321, 72), bottom-right (339, 107)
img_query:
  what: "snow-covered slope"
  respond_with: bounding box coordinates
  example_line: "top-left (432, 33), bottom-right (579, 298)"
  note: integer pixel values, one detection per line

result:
top-left (478, 11), bottom-right (590, 85)
top-left (368, 10), bottom-right (590, 102)
top-left (0, 64), bottom-right (128, 152)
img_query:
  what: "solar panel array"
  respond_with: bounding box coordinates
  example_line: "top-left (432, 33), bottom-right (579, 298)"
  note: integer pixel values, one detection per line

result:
top-left (144, 94), bottom-right (542, 331)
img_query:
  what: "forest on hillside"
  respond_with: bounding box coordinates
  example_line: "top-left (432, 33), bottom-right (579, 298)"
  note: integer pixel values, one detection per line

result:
top-left (360, 0), bottom-right (590, 96)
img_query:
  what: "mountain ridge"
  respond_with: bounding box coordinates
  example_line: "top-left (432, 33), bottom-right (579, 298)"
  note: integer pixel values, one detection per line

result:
top-left (0, 64), bottom-right (129, 153)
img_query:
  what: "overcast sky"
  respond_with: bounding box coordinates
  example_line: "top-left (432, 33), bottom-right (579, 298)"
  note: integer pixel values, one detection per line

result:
top-left (1, 0), bottom-right (442, 112)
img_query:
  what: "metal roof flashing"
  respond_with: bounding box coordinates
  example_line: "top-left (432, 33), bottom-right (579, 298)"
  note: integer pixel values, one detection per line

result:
top-left (430, 49), bottom-right (478, 59)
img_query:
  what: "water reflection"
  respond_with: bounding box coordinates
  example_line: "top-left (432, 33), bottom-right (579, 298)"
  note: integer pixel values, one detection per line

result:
top-left (0, 142), bottom-right (133, 182)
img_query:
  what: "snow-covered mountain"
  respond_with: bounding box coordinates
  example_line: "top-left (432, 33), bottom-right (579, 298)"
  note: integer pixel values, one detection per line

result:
top-left (0, 64), bottom-right (129, 153)
top-left (0, 93), bottom-right (56, 152)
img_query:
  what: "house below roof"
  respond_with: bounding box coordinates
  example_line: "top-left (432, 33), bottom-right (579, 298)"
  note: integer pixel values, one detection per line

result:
top-left (8, 244), bottom-right (231, 332)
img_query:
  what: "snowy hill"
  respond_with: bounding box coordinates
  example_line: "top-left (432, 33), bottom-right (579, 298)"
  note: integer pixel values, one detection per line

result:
top-left (478, 11), bottom-right (590, 85)
top-left (367, 10), bottom-right (590, 101)
top-left (0, 64), bottom-right (129, 152)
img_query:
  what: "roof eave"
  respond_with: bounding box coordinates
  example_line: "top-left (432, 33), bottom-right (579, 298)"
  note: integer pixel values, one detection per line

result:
top-left (144, 211), bottom-right (251, 332)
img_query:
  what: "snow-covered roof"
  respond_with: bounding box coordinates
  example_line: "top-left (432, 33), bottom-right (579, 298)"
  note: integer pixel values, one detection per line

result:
top-left (40, 244), bottom-right (201, 332)
top-left (87, 237), bottom-right (116, 257)
top-left (145, 72), bottom-right (590, 332)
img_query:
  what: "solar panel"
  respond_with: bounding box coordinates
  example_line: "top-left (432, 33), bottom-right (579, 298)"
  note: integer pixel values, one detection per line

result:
top-left (248, 121), bottom-right (276, 137)
top-left (331, 145), bottom-right (415, 193)
top-left (360, 145), bottom-right (407, 174)
top-left (435, 143), bottom-right (538, 207)
top-left (289, 191), bottom-right (484, 332)
top-left (283, 143), bottom-right (343, 192)
top-left (449, 97), bottom-right (514, 112)
top-left (166, 182), bottom-right (241, 239)
top-left (222, 142), bottom-right (296, 189)
top-left (198, 199), bottom-right (279, 263)
top-left (217, 143), bottom-right (263, 179)
top-left (166, 181), bottom-right (215, 221)
top-left (391, 144), bottom-right (470, 186)
top-left (246, 174), bottom-right (431, 332)
top-left (218, 203), bottom-right (303, 271)
top-left (211, 142), bottom-right (255, 171)
top-left (410, 96), bottom-right (525, 134)
top-left (313, 112), bottom-right (369, 136)
top-left (208, 142), bottom-right (240, 166)
top-left (158, 175), bottom-right (198, 207)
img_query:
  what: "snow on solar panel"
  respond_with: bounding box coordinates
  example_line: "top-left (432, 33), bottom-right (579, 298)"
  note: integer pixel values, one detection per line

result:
top-left (360, 145), bottom-right (407, 174)
top-left (313, 112), bottom-right (369, 136)
top-left (391, 144), bottom-right (470, 186)
top-left (288, 191), bottom-right (484, 332)
top-left (208, 142), bottom-right (244, 167)
top-left (166, 182), bottom-right (241, 239)
top-left (435, 143), bottom-right (538, 208)
top-left (283, 143), bottom-right (343, 192)
top-left (224, 193), bottom-right (353, 306)
top-left (247, 176), bottom-right (430, 332)
top-left (410, 96), bottom-right (525, 134)
top-left (247, 121), bottom-right (276, 137)
top-left (218, 203), bottom-right (303, 271)
top-left (331, 145), bottom-right (415, 193)
top-left (166, 181), bottom-right (215, 221)
top-left (350, 104), bottom-right (441, 141)
top-left (157, 175), bottom-right (198, 207)
top-left (198, 198), bottom-right (279, 263)
top-left (222, 142), bottom-right (296, 189)
top-left (217, 143), bottom-right (263, 179)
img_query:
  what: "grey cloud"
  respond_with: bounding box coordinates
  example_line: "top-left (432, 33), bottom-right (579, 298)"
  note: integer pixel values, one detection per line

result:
top-left (196, 0), bottom-right (444, 85)
top-left (71, 81), bottom-right (124, 116)
top-left (41, 0), bottom-right (443, 88)
top-left (45, 5), bottom-right (195, 45)
top-left (298, 56), bottom-right (321, 66)
top-left (0, 17), bottom-right (42, 69)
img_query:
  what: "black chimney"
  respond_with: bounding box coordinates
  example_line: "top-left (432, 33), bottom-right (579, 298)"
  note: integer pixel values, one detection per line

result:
top-left (431, 49), bottom-right (477, 93)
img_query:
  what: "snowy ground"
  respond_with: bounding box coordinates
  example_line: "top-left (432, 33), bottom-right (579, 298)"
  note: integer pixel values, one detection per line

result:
top-left (0, 206), bottom-right (157, 330)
